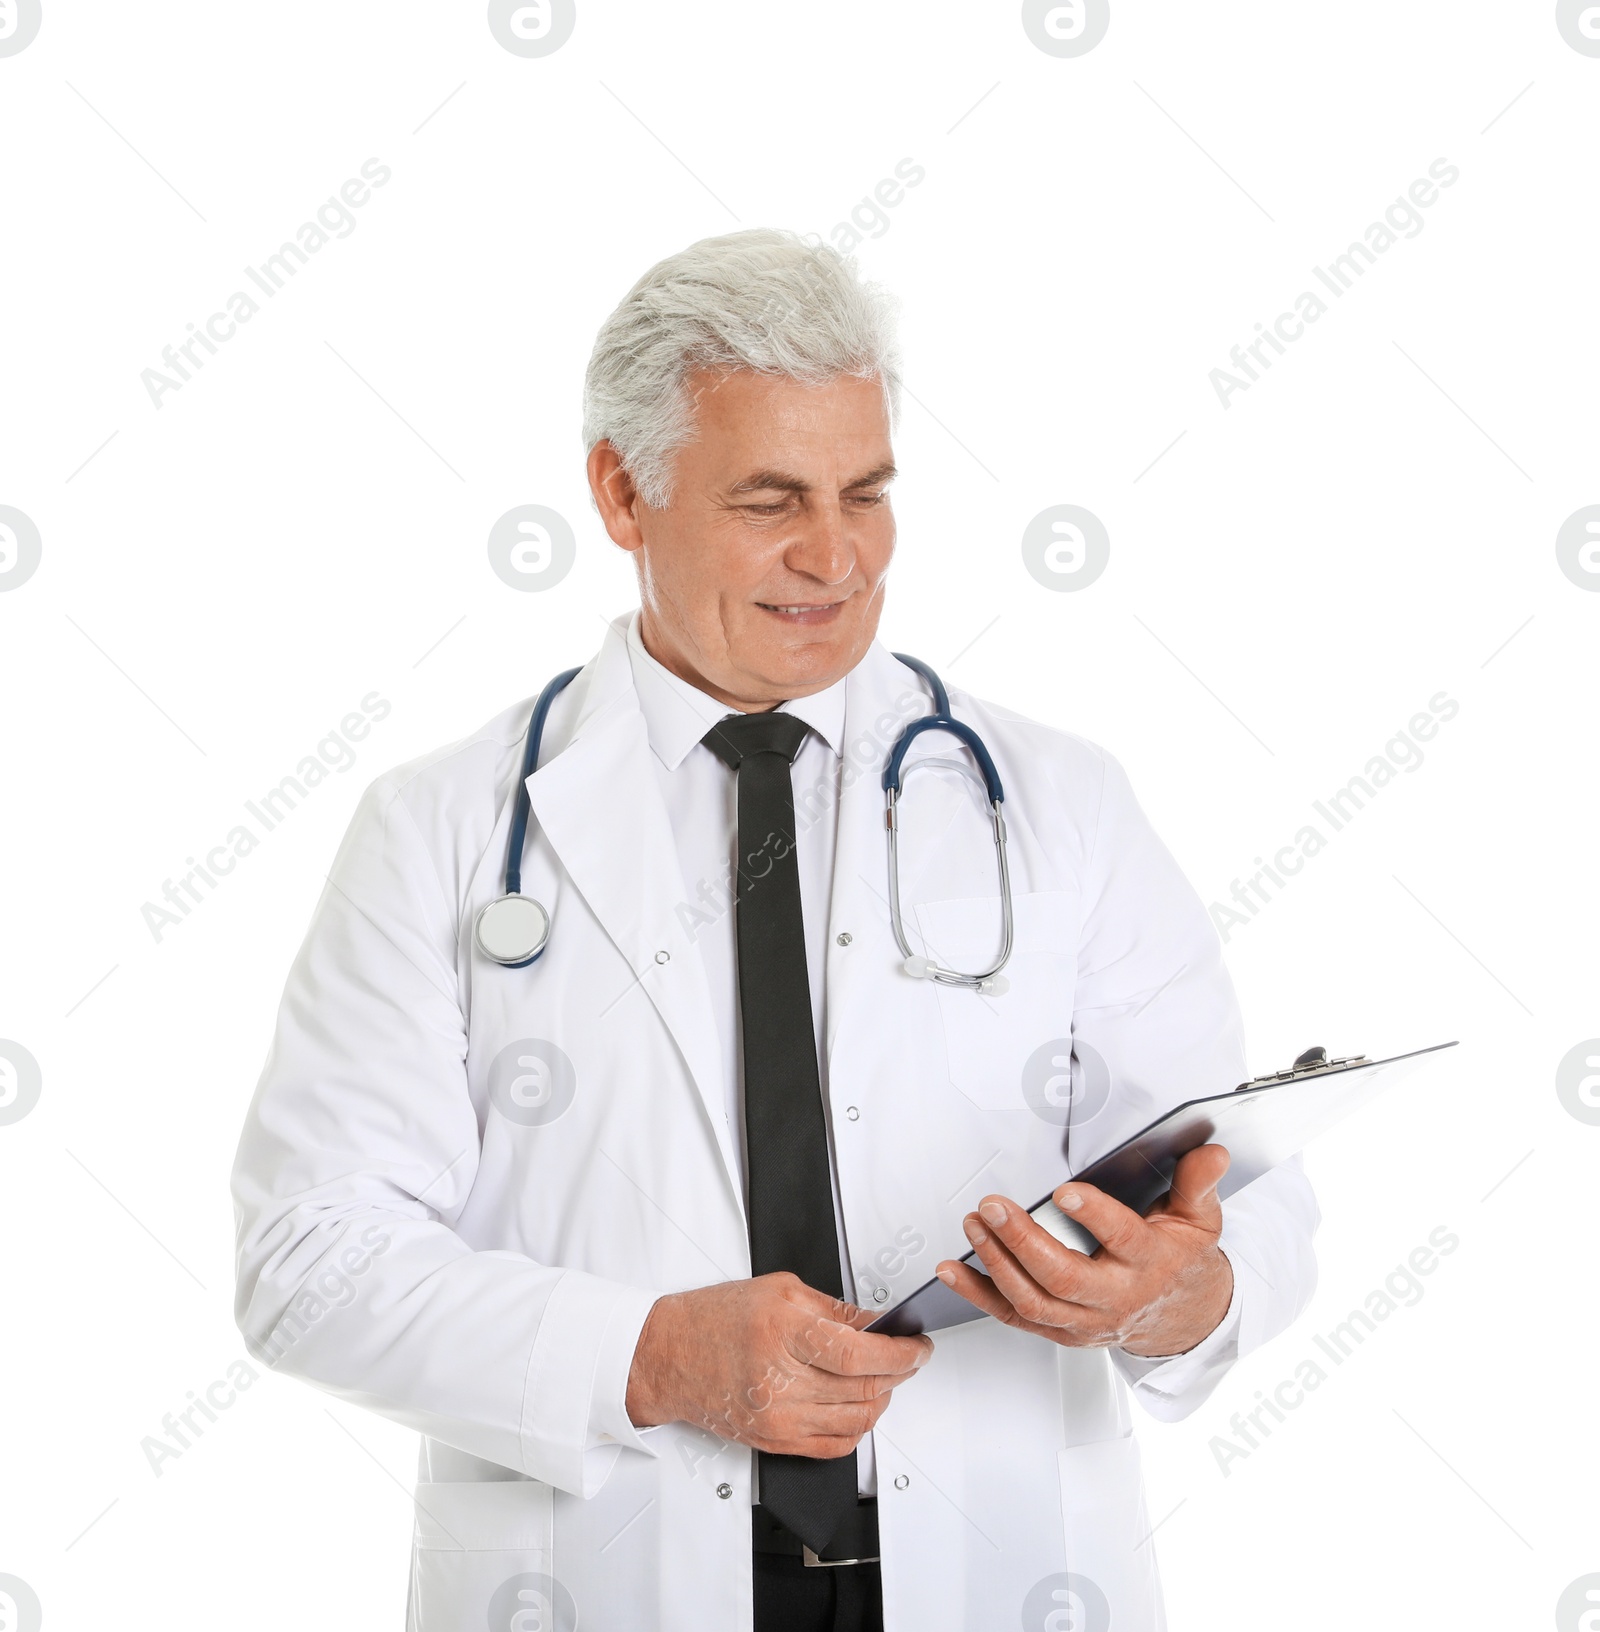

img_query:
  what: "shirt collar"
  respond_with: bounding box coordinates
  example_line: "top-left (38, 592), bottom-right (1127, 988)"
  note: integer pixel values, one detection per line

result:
top-left (625, 611), bottom-right (848, 771)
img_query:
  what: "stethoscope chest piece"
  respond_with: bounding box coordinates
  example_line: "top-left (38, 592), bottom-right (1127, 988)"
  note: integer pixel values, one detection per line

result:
top-left (474, 894), bottom-right (552, 967)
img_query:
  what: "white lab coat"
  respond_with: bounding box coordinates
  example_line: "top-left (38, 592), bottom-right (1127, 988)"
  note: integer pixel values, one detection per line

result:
top-left (231, 616), bottom-right (1318, 1631)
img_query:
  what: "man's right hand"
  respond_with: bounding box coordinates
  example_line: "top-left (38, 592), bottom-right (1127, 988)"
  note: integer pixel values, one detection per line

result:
top-left (624, 1273), bottom-right (934, 1458)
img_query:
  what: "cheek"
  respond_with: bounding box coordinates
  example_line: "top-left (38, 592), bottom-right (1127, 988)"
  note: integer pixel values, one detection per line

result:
top-left (857, 511), bottom-right (897, 576)
top-left (647, 519), bottom-right (754, 607)
top-left (720, 528), bottom-right (808, 601)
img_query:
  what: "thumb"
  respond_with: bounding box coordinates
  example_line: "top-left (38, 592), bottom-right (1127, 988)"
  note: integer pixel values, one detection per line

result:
top-left (1161, 1143), bottom-right (1230, 1228)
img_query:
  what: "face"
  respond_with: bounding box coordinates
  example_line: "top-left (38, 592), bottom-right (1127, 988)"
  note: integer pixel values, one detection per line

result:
top-left (587, 369), bottom-right (896, 710)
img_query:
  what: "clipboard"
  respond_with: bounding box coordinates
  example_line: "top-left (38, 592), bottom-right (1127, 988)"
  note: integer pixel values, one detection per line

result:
top-left (865, 1040), bottom-right (1458, 1337)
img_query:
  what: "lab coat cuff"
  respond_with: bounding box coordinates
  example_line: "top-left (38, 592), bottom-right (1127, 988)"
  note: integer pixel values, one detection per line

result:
top-left (1111, 1246), bottom-right (1243, 1406)
top-left (519, 1270), bottom-right (660, 1496)
top-left (590, 1290), bottom-right (666, 1460)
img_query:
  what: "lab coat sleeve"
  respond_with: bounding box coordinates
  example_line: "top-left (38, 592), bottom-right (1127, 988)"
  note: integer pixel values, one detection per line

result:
top-left (1064, 747), bottom-right (1320, 1421)
top-left (230, 774), bottom-right (659, 1498)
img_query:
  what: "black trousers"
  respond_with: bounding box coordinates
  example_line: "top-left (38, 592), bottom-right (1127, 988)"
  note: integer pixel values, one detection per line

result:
top-left (753, 1550), bottom-right (884, 1632)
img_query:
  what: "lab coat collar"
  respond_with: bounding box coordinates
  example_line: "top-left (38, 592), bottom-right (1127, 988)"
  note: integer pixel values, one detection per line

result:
top-left (624, 611), bottom-right (847, 769)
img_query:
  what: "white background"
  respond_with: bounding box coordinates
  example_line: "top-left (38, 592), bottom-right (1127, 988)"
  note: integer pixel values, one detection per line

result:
top-left (1, 2), bottom-right (1596, 1627)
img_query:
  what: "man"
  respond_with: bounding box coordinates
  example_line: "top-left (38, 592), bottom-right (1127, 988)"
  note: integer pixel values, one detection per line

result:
top-left (232, 229), bottom-right (1318, 1631)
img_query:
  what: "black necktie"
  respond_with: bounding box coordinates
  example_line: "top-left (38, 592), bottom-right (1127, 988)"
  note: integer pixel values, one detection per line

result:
top-left (702, 711), bottom-right (857, 1555)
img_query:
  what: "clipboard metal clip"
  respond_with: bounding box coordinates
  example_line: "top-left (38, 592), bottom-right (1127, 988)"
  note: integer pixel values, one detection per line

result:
top-left (1236, 1045), bottom-right (1371, 1091)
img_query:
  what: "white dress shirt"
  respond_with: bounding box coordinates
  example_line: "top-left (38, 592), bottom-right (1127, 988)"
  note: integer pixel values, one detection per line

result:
top-left (623, 614), bottom-right (879, 1494)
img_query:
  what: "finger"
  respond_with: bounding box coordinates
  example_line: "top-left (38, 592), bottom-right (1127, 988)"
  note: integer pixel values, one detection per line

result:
top-left (766, 1279), bottom-right (898, 1364)
top-left (753, 1402), bottom-right (888, 1454)
top-left (774, 1426), bottom-right (880, 1460)
top-left (801, 1320), bottom-right (934, 1378)
top-left (778, 1284), bottom-right (935, 1365)
top-left (936, 1257), bottom-right (1040, 1324)
top-left (827, 1295), bottom-right (933, 1348)
top-left (959, 1214), bottom-right (1100, 1329)
top-left (788, 1402), bottom-right (884, 1439)
top-left (969, 1197), bottom-right (1108, 1305)
top-left (934, 1259), bottom-right (1107, 1346)
top-left (783, 1436), bottom-right (873, 1461)
top-left (1157, 1144), bottom-right (1229, 1229)
top-left (834, 1303), bottom-right (883, 1330)
top-left (802, 1368), bottom-right (928, 1405)
top-left (750, 1363), bottom-right (918, 1413)
top-left (1044, 1181), bottom-right (1148, 1259)
top-left (773, 1274), bottom-right (866, 1327)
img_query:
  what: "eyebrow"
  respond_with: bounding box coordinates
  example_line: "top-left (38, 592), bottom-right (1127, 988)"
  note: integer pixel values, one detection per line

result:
top-left (726, 463), bottom-right (898, 497)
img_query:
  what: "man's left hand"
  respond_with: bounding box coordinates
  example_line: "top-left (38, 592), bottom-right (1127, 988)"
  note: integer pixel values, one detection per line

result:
top-left (936, 1144), bottom-right (1234, 1358)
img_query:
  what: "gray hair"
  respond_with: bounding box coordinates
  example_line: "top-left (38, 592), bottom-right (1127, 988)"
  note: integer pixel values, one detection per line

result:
top-left (582, 228), bottom-right (901, 508)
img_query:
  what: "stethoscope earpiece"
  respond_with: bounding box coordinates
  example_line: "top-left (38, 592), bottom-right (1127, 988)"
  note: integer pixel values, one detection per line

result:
top-left (902, 955), bottom-right (1010, 996)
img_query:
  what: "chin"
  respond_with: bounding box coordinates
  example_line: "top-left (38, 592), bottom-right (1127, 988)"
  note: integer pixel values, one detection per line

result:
top-left (759, 637), bottom-right (860, 694)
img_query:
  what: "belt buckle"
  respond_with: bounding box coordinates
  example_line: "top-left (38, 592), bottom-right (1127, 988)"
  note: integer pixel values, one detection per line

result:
top-left (801, 1545), bottom-right (880, 1569)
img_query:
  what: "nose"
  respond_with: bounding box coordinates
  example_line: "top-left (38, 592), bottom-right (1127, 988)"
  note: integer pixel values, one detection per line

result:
top-left (786, 500), bottom-right (854, 587)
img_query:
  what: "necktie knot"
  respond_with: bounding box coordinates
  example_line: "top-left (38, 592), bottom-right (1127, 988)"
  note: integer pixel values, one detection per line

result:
top-left (701, 710), bottom-right (810, 770)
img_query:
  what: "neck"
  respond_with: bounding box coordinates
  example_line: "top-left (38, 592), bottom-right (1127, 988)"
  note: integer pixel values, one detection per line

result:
top-left (636, 612), bottom-right (785, 713)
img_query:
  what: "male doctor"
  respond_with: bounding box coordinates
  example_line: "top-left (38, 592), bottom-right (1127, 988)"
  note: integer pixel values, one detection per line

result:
top-left (232, 229), bottom-right (1318, 1632)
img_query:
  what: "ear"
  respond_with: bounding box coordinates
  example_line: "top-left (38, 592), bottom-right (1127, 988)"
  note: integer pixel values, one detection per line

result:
top-left (587, 441), bottom-right (645, 554)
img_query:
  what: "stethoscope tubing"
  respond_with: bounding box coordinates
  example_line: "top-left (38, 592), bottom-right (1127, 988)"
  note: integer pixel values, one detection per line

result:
top-left (883, 654), bottom-right (1013, 991)
top-left (478, 652), bottom-right (1015, 991)
top-left (504, 666), bottom-right (582, 898)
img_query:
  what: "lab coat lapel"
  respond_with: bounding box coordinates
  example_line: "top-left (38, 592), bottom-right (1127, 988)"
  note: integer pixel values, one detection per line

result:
top-left (824, 642), bottom-right (939, 1063)
top-left (526, 625), bottom-right (742, 1206)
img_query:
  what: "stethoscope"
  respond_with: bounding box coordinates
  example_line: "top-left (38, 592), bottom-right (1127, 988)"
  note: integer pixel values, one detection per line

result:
top-left (473, 654), bottom-right (1014, 993)
top-left (470, 665), bottom-right (581, 968)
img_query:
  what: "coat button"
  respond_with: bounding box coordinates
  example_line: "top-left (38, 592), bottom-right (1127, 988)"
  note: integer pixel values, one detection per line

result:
top-left (893, 1474), bottom-right (910, 1490)
top-left (716, 1483), bottom-right (733, 1500)
top-left (836, 932), bottom-right (852, 946)
top-left (872, 1287), bottom-right (889, 1303)
top-left (845, 1106), bottom-right (859, 1121)
top-left (654, 950), bottom-right (670, 964)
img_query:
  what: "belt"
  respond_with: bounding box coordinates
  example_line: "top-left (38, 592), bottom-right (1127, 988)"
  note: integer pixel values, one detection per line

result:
top-left (751, 1499), bottom-right (880, 1568)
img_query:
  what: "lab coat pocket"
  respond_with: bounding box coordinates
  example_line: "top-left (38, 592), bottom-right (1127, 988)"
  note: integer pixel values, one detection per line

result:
top-left (1054, 1436), bottom-right (1164, 1632)
top-left (408, 1478), bottom-right (567, 1632)
top-left (913, 890), bottom-right (1076, 1111)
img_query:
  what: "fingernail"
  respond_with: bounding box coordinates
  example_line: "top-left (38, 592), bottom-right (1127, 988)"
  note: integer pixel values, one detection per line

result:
top-left (963, 1218), bottom-right (988, 1247)
top-left (935, 1266), bottom-right (955, 1286)
top-left (1057, 1189), bottom-right (1082, 1212)
top-left (979, 1200), bottom-right (1007, 1227)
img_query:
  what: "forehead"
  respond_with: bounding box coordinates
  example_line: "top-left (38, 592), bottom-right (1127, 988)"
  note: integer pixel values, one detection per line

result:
top-left (683, 368), bottom-right (893, 472)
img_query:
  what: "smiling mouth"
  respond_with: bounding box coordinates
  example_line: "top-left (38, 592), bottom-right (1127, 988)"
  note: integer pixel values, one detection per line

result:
top-left (756, 600), bottom-right (845, 619)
